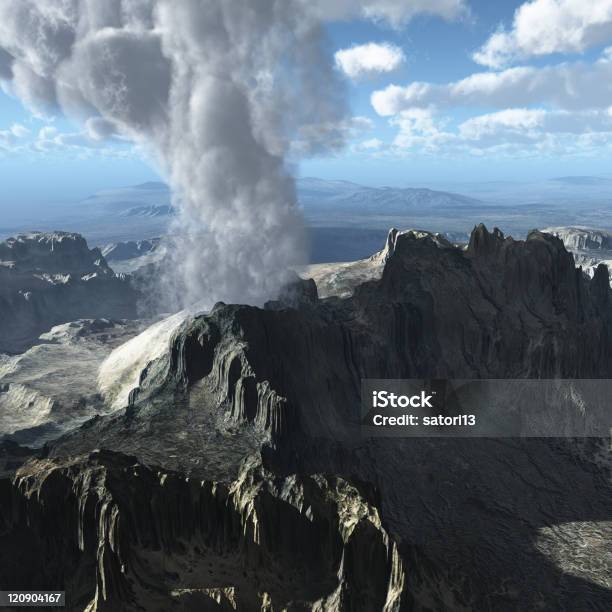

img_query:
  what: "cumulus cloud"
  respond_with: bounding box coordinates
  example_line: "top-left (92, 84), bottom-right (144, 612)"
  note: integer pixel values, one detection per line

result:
top-left (390, 108), bottom-right (453, 150)
top-left (372, 50), bottom-right (612, 116)
top-left (335, 42), bottom-right (405, 79)
top-left (0, 121), bottom-right (127, 157)
top-left (459, 107), bottom-right (612, 139)
top-left (366, 43), bottom-right (612, 158)
top-left (34, 125), bottom-right (112, 153)
top-left (474, 0), bottom-right (612, 68)
top-left (376, 106), bottom-right (612, 158)
top-left (458, 109), bottom-right (546, 139)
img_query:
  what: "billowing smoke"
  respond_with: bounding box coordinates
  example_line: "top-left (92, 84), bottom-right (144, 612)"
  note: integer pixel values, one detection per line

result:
top-left (0, 0), bottom-right (347, 308)
top-left (0, 0), bottom-right (467, 308)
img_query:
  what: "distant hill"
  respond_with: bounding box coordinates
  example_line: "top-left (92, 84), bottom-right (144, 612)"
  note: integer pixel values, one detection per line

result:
top-left (550, 176), bottom-right (612, 186)
top-left (298, 177), bottom-right (483, 213)
top-left (131, 182), bottom-right (169, 191)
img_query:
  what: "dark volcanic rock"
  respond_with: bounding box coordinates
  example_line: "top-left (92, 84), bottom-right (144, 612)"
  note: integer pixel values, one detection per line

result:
top-left (0, 232), bottom-right (139, 353)
top-left (1, 450), bottom-right (407, 611)
top-left (1, 225), bottom-right (611, 610)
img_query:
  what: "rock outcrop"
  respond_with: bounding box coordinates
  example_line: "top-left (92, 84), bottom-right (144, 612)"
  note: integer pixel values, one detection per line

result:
top-left (1, 225), bottom-right (611, 610)
top-left (0, 232), bottom-right (139, 353)
top-left (544, 226), bottom-right (612, 283)
top-left (544, 226), bottom-right (612, 251)
top-left (101, 238), bottom-right (161, 263)
top-left (1, 451), bottom-right (407, 611)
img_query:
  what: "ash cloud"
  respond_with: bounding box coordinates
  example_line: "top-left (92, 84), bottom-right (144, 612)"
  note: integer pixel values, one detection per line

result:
top-left (0, 0), bottom-right (463, 309)
top-left (0, 0), bottom-right (347, 309)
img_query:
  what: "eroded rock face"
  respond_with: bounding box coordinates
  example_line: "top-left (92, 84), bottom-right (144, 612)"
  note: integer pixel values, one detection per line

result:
top-left (0, 450), bottom-right (407, 611)
top-left (543, 226), bottom-right (612, 251)
top-left (543, 226), bottom-right (612, 283)
top-left (0, 232), bottom-right (139, 353)
top-left (1, 225), bottom-right (612, 610)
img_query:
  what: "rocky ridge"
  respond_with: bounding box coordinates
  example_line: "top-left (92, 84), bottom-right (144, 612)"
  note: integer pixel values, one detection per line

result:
top-left (101, 238), bottom-right (161, 263)
top-left (0, 232), bottom-right (139, 353)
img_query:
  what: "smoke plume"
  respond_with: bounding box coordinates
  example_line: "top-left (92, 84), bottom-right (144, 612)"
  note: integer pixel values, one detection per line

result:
top-left (0, 0), bottom-right (346, 308)
top-left (0, 0), bottom-right (466, 308)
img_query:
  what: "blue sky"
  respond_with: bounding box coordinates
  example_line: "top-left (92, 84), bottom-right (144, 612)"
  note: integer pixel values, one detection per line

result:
top-left (2, 0), bottom-right (612, 208)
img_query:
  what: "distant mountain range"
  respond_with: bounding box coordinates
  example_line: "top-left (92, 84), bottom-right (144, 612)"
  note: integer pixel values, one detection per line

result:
top-left (83, 178), bottom-right (485, 216)
top-left (131, 181), bottom-right (168, 191)
top-left (298, 177), bottom-right (483, 215)
top-left (6, 175), bottom-right (612, 251)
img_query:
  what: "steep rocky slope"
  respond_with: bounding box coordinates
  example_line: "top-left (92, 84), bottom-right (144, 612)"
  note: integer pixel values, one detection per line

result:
top-left (1, 226), bottom-right (611, 611)
top-left (0, 232), bottom-right (139, 353)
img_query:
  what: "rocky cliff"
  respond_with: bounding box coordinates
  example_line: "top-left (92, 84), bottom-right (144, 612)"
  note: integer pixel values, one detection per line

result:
top-left (543, 226), bottom-right (612, 283)
top-left (0, 232), bottom-right (139, 353)
top-left (543, 226), bottom-right (612, 251)
top-left (1, 225), bottom-right (611, 611)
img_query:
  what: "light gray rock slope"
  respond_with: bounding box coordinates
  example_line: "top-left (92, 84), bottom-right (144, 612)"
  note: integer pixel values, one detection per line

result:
top-left (544, 226), bottom-right (612, 281)
top-left (0, 319), bottom-right (143, 447)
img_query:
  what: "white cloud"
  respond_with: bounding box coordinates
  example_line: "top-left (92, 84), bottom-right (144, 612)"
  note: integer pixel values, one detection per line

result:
top-left (335, 42), bottom-right (405, 79)
top-left (372, 50), bottom-right (612, 116)
top-left (0, 120), bottom-right (136, 159)
top-left (390, 108), bottom-right (453, 150)
top-left (377, 106), bottom-right (612, 158)
top-left (10, 123), bottom-right (29, 137)
top-left (368, 38), bottom-right (612, 159)
top-left (33, 124), bottom-right (135, 155)
top-left (458, 109), bottom-right (546, 139)
top-left (358, 137), bottom-right (384, 150)
top-left (459, 108), bottom-right (612, 139)
top-left (474, 0), bottom-right (612, 68)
